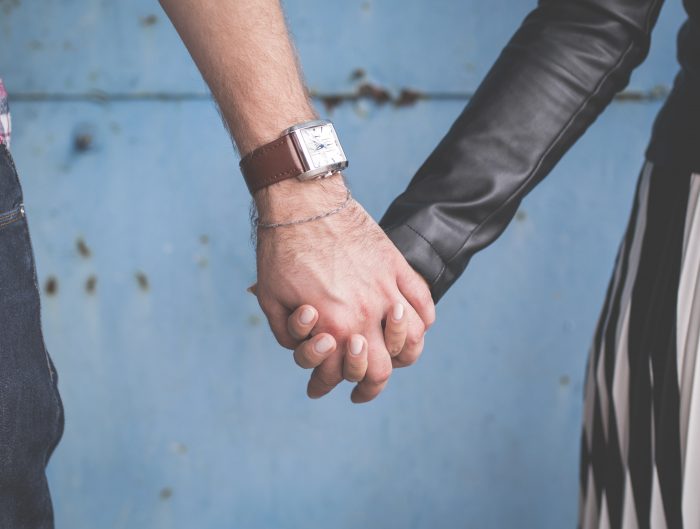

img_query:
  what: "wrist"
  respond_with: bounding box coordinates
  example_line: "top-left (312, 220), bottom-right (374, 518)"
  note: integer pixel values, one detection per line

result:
top-left (254, 172), bottom-right (348, 222)
top-left (235, 108), bottom-right (317, 158)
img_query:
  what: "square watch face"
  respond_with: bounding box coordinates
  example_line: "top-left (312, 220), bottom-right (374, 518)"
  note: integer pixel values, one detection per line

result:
top-left (298, 123), bottom-right (346, 170)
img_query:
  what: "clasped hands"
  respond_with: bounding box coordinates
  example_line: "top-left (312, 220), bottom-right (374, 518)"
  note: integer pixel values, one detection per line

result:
top-left (251, 175), bottom-right (435, 403)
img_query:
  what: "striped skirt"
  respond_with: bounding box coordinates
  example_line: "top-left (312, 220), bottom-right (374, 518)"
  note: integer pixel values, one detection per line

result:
top-left (579, 162), bottom-right (700, 528)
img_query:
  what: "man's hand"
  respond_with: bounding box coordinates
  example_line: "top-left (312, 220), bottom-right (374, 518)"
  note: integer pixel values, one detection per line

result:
top-left (253, 176), bottom-right (435, 403)
top-left (284, 300), bottom-right (418, 398)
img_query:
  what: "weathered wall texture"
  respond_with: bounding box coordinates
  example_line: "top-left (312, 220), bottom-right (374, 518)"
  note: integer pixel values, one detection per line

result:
top-left (0, 0), bottom-right (687, 527)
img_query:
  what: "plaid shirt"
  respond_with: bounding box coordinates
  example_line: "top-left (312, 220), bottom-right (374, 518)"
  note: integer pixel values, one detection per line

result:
top-left (0, 80), bottom-right (11, 148)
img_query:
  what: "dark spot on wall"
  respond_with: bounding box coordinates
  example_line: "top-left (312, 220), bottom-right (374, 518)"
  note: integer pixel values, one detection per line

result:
top-left (349, 68), bottom-right (366, 81)
top-left (395, 88), bottom-right (423, 107)
top-left (45, 276), bottom-right (58, 296)
top-left (199, 234), bottom-right (209, 245)
top-left (135, 271), bottom-right (149, 291)
top-left (159, 487), bottom-right (173, 500)
top-left (140, 14), bottom-right (158, 26)
top-left (361, 1), bottom-right (371, 12)
top-left (559, 375), bottom-right (571, 387)
top-left (172, 442), bottom-right (188, 455)
top-left (76, 237), bottom-right (91, 258)
top-left (73, 133), bottom-right (93, 153)
top-left (85, 275), bottom-right (97, 294)
top-left (515, 210), bottom-right (527, 222)
top-left (321, 95), bottom-right (343, 114)
top-left (357, 82), bottom-right (391, 105)
top-left (28, 40), bottom-right (43, 51)
top-left (248, 314), bottom-right (262, 327)
top-left (197, 256), bottom-right (208, 268)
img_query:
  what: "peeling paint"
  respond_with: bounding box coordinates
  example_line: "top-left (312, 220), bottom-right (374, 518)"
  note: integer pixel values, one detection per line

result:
top-left (45, 276), bottom-right (58, 296)
top-left (76, 237), bottom-right (91, 258)
top-left (320, 95), bottom-right (343, 114)
top-left (395, 88), bottom-right (424, 107)
top-left (85, 275), bottom-right (97, 294)
top-left (140, 14), bottom-right (158, 27)
top-left (357, 82), bottom-right (391, 104)
top-left (349, 68), bottom-right (366, 81)
top-left (135, 271), bottom-right (149, 291)
top-left (73, 132), bottom-right (93, 152)
top-left (317, 83), bottom-right (425, 114)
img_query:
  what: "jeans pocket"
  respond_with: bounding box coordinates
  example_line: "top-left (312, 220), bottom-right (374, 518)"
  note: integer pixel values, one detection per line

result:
top-left (0, 203), bottom-right (24, 231)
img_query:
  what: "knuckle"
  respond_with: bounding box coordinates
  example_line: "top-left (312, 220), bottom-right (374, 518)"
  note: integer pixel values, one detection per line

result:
top-left (399, 350), bottom-right (420, 366)
top-left (387, 342), bottom-right (404, 356)
top-left (344, 370), bottom-right (362, 382)
top-left (316, 370), bottom-right (341, 389)
top-left (368, 364), bottom-right (392, 385)
top-left (321, 321), bottom-right (351, 340)
top-left (294, 349), bottom-right (315, 368)
top-left (405, 333), bottom-right (422, 349)
top-left (416, 289), bottom-right (433, 312)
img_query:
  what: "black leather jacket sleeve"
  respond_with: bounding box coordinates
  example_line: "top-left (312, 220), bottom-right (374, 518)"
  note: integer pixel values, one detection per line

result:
top-left (379, 0), bottom-right (665, 302)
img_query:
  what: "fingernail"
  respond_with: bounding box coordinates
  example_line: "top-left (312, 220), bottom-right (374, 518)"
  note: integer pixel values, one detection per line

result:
top-left (299, 307), bottom-right (315, 325)
top-left (350, 336), bottom-right (364, 356)
top-left (314, 336), bottom-right (333, 354)
top-left (392, 303), bottom-right (404, 321)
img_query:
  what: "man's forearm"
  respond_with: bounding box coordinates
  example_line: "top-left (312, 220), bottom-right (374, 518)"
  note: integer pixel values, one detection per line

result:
top-left (159, 0), bottom-right (315, 156)
top-left (160, 0), bottom-right (348, 217)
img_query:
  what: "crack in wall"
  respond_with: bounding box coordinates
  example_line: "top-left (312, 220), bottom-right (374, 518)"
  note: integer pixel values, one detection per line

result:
top-left (8, 87), bottom-right (669, 106)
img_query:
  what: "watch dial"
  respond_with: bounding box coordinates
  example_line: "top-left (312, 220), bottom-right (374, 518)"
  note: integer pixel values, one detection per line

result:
top-left (300, 124), bottom-right (346, 169)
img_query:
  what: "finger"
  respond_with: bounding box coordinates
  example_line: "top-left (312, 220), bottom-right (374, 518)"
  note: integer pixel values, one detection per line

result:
top-left (393, 334), bottom-right (424, 368)
top-left (384, 302), bottom-right (408, 357)
top-left (258, 298), bottom-right (297, 349)
top-left (307, 348), bottom-right (344, 399)
top-left (351, 326), bottom-right (392, 404)
top-left (343, 335), bottom-right (368, 382)
top-left (392, 304), bottom-right (426, 367)
top-left (287, 305), bottom-right (319, 341)
top-left (397, 266), bottom-right (436, 329)
top-left (293, 333), bottom-right (336, 369)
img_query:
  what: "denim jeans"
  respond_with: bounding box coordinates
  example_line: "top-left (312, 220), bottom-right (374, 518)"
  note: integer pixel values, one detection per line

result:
top-left (0, 143), bottom-right (64, 528)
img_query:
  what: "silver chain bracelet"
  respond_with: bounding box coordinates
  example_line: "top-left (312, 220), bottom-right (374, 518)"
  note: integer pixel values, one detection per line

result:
top-left (256, 188), bottom-right (353, 229)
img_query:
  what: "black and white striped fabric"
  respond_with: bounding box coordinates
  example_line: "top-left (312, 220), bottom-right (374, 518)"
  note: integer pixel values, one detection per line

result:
top-left (579, 162), bottom-right (700, 528)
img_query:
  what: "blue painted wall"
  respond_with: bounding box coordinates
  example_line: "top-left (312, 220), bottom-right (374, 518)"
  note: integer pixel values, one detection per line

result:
top-left (0, 1), bottom-right (687, 527)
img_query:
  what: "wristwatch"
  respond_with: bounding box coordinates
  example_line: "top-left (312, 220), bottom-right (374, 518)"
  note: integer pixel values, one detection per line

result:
top-left (239, 119), bottom-right (348, 194)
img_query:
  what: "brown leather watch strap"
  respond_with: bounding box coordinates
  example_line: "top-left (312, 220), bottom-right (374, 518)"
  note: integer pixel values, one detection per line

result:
top-left (239, 134), bottom-right (305, 195)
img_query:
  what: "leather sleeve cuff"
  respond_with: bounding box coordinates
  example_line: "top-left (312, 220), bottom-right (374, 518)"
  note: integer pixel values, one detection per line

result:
top-left (382, 223), bottom-right (453, 302)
